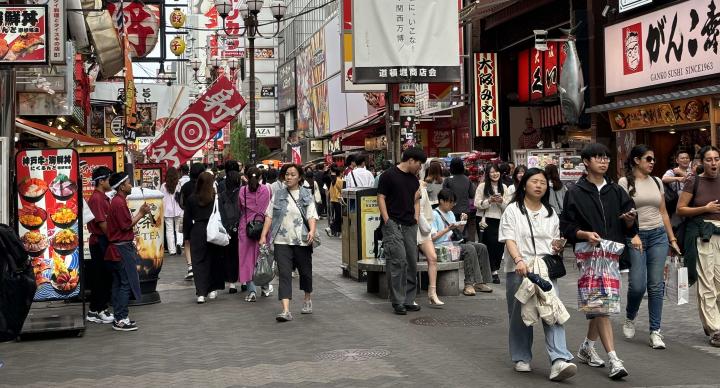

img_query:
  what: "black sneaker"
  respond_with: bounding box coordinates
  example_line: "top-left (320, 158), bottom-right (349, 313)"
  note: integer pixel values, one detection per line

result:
top-left (112, 318), bottom-right (138, 331)
top-left (392, 304), bottom-right (407, 315)
top-left (492, 274), bottom-right (501, 284)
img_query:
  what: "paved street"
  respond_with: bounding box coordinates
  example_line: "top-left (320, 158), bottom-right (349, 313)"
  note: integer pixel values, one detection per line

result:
top-left (1, 235), bottom-right (720, 388)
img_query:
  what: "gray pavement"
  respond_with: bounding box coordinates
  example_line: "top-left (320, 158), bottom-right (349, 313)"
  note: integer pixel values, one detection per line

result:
top-left (1, 234), bottom-right (720, 387)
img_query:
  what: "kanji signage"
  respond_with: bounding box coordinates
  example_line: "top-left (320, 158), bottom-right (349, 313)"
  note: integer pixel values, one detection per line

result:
top-left (609, 96), bottom-right (710, 131)
top-left (351, 0), bottom-right (460, 83)
top-left (47, 0), bottom-right (65, 64)
top-left (107, 1), bottom-right (161, 58)
top-left (474, 53), bottom-right (500, 137)
top-left (145, 76), bottom-right (246, 168)
top-left (517, 42), bottom-right (566, 103)
top-left (340, 0), bottom-right (386, 92)
top-left (605, 0), bottom-right (720, 94)
top-left (0, 5), bottom-right (48, 64)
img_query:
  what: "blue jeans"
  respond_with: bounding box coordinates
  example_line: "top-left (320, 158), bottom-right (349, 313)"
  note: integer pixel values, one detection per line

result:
top-left (110, 261), bottom-right (131, 321)
top-left (246, 281), bottom-right (270, 294)
top-left (506, 272), bottom-right (574, 364)
top-left (626, 226), bottom-right (669, 331)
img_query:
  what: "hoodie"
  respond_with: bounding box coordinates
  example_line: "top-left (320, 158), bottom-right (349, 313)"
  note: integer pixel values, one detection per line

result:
top-left (560, 176), bottom-right (638, 244)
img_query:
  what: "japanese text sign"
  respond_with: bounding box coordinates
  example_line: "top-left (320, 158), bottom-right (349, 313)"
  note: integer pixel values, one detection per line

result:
top-left (145, 76), bottom-right (246, 168)
top-left (0, 5), bottom-right (48, 64)
top-left (517, 43), bottom-right (565, 103)
top-left (605, 0), bottom-right (720, 94)
top-left (351, 0), bottom-right (460, 83)
top-left (47, 0), bottom-right (65, 64)
top-left (474, 53), bottom-right (500, 137)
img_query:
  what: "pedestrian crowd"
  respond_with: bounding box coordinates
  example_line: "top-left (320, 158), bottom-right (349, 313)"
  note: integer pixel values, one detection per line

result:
top-left (81, 142), bottom-right (720, 382)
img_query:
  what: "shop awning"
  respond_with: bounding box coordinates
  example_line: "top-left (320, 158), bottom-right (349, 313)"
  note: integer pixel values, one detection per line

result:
top-left (338, 112), bottom-right (386, 147)
top-left (17, 118), bottom-right (105, 146)
top-left (585, 85), bottom-right (720, 113)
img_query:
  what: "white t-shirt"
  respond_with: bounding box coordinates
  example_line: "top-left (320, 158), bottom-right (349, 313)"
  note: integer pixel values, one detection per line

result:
top-left (498, 202), bottom-right (560, 273)
top-left (265, 188), bottom-right (319, 246)
top-left (345, 167), bottom-right (375, 188)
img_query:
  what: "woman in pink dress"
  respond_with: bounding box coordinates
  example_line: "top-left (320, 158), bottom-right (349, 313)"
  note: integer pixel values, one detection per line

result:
top-left (238, 166), bottom-right (273, 301)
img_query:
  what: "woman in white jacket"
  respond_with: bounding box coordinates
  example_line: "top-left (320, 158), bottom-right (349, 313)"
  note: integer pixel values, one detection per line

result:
top-left (499, 167), bottom-right (576, 381)
top-left (475, 162), bottom-right (511, 284)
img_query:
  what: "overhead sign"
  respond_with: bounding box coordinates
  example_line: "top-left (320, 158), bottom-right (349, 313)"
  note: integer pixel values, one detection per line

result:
top-left (146, 76), bottom-right (246, 167)
top-left (277, 58), bottom-right (296, 110)
top-left (619, 0), bottom-right (653, 13)
top-left (261, 86), bottom-right (275, 98)
top-left (47, 0), bottom-right (65, 64)
top-left (352, 0), bottom-right (460, 83)
top-left (609, 96), bottom-right (709, 131)
top-left (340, 0), bottom-right (386, 92)
top-left (245, 126), bottom-right (279, 138)
top-left (474, 53), bottom-right (500, 137)
top-left (605, 0), bottom-right (720, 94)
top-left (0, 5), bottom-right (48, 64)
top-left (517, 43), bottom-right (566, 103)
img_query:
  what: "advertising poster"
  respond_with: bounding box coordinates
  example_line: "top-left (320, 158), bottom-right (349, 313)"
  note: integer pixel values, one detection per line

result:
top-left (559, 155), bottom-right (585, 181)
top-left (360, 196), bottom-right (381, 260)
top-left (133, 163), bottom-right (165, 190)
top-left (89, 105), bottom-right (106, 139)
top-left (16, 149), bottom-right (82, 301)
top-left (0, 5), bottom-right (48, 64)
top-left (296, 26), bottom-right (329, 137)
top-left (136, 102), bottom-right (158, 137)
top-left (127, 194), bottom-right (164, 279)
top-left (277, 58), bottom-right (296, 110)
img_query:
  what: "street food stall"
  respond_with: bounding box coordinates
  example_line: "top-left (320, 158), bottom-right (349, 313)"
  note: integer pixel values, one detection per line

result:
top-left (513, 148), bottom-right (581, 182)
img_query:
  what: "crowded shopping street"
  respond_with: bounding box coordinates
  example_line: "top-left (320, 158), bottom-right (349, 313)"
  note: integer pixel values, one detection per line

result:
top-left (3, 0), bottom-right (720, 386)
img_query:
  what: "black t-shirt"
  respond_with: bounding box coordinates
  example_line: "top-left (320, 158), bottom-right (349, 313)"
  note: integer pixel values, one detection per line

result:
top-left (377, 166), bottom-right (419, 226)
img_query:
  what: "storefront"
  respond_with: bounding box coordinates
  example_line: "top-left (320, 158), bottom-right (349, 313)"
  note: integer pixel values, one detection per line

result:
top-left (588, 0), bottom-right (720, 175)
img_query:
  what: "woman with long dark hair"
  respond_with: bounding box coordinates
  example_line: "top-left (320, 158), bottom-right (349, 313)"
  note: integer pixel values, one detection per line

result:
top-left (618, 144), bottom-right (679, 349)
top-left (161, 167), bottom-right (183, 255)
top-left (260, 164), bottom-right (318, 321)
top-left (475, 162), bottom-right (511, 284)
top-left (544, 164), bottom-right (566, 216)
top-left (511, 165), bottom-right (527, 191)
top-left (424, 160), bottom-right (445, 208)
top-left (183, 172), bottom-right (226, 303)
top-left (219, 170), bottom-right (241, 293)
top-left (499, 168), bottom-right (576, 381)
top-left (238, 166), bottom-right (273, 301)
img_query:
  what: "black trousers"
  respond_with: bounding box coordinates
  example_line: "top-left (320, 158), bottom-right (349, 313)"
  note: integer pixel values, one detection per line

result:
top-left (482, 218), bottom-right (505, 272)
top-left (87, 235), bottom-right (112, 312)
top-left (190, 222), bottom-right (225, 296)
top-left (330, 202), bottom-right (342, 234)
top-left (274, 244), bottom-right (313, 300)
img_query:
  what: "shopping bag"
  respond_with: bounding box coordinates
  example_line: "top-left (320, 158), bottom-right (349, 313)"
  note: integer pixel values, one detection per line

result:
top-left (206, 198), bottom-right (230, 246)
top-left (448, 245), bottom-right (462, 262)
top-left (665, 256), bottom-right (689, 305)
top-left (575, 240), bottom-right (624, 315)
top-left (435, 246), bottom-right (450, 263)
top-left (253, 245), bottom-right (276, 286)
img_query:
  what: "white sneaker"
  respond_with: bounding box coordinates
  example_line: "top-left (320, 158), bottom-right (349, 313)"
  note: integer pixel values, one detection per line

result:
top-left (208, 291), bottom-right (217, 300)
top-left (261, 284), bottom-right (274, 297)
top-left (608, 358), bottom-right (628, 380)
top-left (97, 309), bottom-right (115, 324)
top-left (514, 361), bottom-right (532, 372)
top-left (549, 360), bottom-right (577, 381)
top-left (623, 318), bottom-right (636, 339)
top-left (649, 330), bottom-right (666, 349)
top-left (577, 344), bottom-right (605, 367)
top-left (197, 296), bottom-right (206, 304)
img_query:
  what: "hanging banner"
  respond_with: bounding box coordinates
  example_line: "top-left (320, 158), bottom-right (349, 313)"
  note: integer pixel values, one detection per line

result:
top-left (340, 0), bottom-right (386, 92)
top-left (145, 76), bottom-right (246, 167)
top-left (544, 42), bottom-right (559, 96)
top-left (16, 149), bottom-right (82, 302)
top-left (474, 53), bottom-right (500, 137)
top-left (291, 146), bottom-right (302, 164)
top-left (605, 0), bottom-right (720, 94)
top-left (106, 1), bottom-right (161, 58)
top-left (277, 58), bottom-right (296, 110)
top-left (0, 5), bottom-right (48, 64)
top-left (46, 0), bottom-right (65, 64)
top-left (351, 0), bottom-right (460, 83)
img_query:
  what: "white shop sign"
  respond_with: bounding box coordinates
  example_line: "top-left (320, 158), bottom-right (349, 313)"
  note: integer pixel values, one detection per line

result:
top-left (605, 0), bottom-right (720, 94)
top-left (619, 0), bottom-right (652, 13)
top-left (245, 127), bottom-right (279, 138)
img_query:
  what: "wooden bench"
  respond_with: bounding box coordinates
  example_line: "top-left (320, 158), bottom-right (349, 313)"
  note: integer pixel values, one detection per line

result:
top-left (357, 259), bottom-right (462, 299)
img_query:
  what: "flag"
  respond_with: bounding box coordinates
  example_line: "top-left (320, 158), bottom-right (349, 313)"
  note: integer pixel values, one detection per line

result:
top-left (121, 5), bottom-right (138, 138)
top-left (145, 76), bottom-right (246, 167)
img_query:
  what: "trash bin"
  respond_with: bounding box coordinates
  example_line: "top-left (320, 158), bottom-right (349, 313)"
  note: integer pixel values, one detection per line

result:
top-left (341, 187), bottom-right (381, 279)
top-left (127, 187), bottom-right (164, 305)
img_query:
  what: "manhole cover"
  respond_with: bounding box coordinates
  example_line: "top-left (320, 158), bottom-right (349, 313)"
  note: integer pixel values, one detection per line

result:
top-left (315, 348), bottom-right (390, 361)
top-left (410, 314), bottom-right (499, 327)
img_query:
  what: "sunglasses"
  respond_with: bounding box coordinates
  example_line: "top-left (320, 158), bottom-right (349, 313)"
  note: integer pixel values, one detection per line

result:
top-left (643, 156), bottom-right (656, 163)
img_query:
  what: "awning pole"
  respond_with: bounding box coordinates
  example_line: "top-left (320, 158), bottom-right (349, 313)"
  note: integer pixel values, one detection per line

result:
top-left (0, 69), bottom-right (16, 225)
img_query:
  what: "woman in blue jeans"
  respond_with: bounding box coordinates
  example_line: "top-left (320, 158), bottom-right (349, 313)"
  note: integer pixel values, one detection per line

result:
top-left (619, 145), bottom-right (681, 349)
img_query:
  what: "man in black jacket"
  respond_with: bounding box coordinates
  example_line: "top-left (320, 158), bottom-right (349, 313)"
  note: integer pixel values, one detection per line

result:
top-left (561, 143), bottom-right (638, 381)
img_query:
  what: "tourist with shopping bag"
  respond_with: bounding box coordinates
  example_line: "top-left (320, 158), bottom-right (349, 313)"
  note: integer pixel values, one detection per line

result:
top-left (665, 256), bottom-right (689, 306)
top-left (561, 143), bottom-right (638, 380)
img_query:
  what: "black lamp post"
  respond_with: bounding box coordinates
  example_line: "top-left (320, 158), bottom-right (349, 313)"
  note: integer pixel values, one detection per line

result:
top-left (215, 0), bottom-right (287, 164)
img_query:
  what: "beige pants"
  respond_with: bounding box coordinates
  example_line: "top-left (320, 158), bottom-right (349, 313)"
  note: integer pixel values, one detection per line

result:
top-left (696, 220), bottom-right (720, 335)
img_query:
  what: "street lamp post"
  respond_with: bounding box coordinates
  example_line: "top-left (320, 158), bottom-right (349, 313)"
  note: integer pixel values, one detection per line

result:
top-left (216, 0), bottom-right (286, 165)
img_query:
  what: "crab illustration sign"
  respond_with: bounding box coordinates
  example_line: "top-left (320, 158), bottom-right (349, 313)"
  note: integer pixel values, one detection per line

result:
top-left (145, 76), bottom-right (246, 167)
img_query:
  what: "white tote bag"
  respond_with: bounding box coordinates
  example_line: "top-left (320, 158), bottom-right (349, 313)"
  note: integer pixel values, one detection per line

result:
top-left (665, 256), bottom-right (689, 305)
top-left (206, 198), bottom-right (230, 246)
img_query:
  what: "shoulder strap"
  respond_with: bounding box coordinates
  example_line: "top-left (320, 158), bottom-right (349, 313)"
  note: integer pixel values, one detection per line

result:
top-left (650, 175), bottom-right (662, 194)
top-left (690, 174), bottom-right (700, 207)
top-left (287, 187), bottom-right (311, 231)
top-left (351, 171), bottom-right (358, 186)
top-left (523, 209), bottom-right (537, 257)
top-left (434, 208), bottom-right (451, 226)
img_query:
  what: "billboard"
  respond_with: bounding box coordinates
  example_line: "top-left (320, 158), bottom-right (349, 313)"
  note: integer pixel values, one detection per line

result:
top-left (0, 5), bottom-right (48, 64)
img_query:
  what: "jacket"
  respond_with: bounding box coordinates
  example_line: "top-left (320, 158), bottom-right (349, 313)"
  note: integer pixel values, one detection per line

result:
top-left (269, 186), bottom-right (315, 241)
top-left (475, 182), bottom-right (511, 219)
top-left (514, 258), bottom-right (570, 326)
top-left (561, 176), bottom-right (638, 245)
top-left (682, 217), bottom-right (720, 286)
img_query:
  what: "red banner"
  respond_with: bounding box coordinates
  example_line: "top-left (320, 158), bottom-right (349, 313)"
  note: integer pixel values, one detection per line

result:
top-left (474, 53), bottom-right (500, 137)
top-left (544, 42), bottom-right (559, 96)
top-left (146, 76), bottom-right (246, 167)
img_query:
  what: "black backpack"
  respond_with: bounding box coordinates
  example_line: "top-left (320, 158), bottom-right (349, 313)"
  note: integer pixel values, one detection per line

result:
top-left (219, 187), bottom-right (240, 233)
top-left (0, 224), bottom-right (37, 341)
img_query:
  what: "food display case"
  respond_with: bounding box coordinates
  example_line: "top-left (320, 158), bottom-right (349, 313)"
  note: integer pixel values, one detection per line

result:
top-left (513, 148), bottom-right (582, 182)
top-left (340, 187), bottom-right (381, 279)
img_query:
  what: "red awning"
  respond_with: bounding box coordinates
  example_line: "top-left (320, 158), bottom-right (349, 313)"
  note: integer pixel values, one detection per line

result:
top-left (343, 124), bottom-right (385, 147)
top-left (16, 118), bottom-right (105, 145)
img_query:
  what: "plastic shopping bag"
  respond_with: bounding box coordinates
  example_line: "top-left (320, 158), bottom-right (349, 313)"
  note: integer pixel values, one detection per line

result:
top-left (575, 240), bottom-right (624, 315)
top-left (665, 256), bottom-right (689, 305)
top-left (207, 198), bottom-right (230, 246)
top-left (253, 245), bottom-right (276, 286)
top-left (435, 246), bottom-right (450, 263)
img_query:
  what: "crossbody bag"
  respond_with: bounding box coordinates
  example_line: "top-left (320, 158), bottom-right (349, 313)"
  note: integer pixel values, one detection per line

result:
top-left (524, 209), bottom-right (566, 279)
top-left (286, 188), bottom-right (321, 248)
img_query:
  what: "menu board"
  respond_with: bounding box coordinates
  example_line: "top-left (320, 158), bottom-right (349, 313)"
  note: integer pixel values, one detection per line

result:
top-left (133, 163), bottom-right (166, 191)
top-left (16, 149), bottom-right (81, 301)
top-left (559, 156), bottom-right (585, 182)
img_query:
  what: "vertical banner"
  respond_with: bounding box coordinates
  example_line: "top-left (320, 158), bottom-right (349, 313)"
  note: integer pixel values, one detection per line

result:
top-left (517, 49), bottom-right (530, 103)
top-left (399, 84), bottom-right (416, 120)
top-left (530, 48), bottom-right (544, 101)
top-left (544, 42), bottom-right (559, 96)
top-left (340, 0), bottom-right (386, 92)
top-left (122, 23), bottom-right (138, 138)
top-left (474, 53), bottom-right (500, 137)
top-left (48, 0), bottom-right (66, 64)
top-left (291, 146), bottom-right (302, 164)
top-left (16, 149), bottom-right (82, 301)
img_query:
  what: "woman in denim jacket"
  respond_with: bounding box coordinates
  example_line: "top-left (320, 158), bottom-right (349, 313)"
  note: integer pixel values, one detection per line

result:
top-left (260, 164), bottom-right (319, 322)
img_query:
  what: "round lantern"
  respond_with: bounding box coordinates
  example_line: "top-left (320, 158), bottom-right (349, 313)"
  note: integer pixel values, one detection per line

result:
top-left (170, 36), bottom-right (186, 56)
top-left (169, 8), bottom-right (186, 28)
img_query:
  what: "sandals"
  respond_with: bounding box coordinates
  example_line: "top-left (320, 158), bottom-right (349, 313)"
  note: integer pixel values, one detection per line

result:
top-left (245, 292), bottom-right (257, 302)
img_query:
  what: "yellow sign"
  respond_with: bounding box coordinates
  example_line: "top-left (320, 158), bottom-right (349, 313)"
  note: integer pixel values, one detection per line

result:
top-left (360, 196), bottom-right (381, 260)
